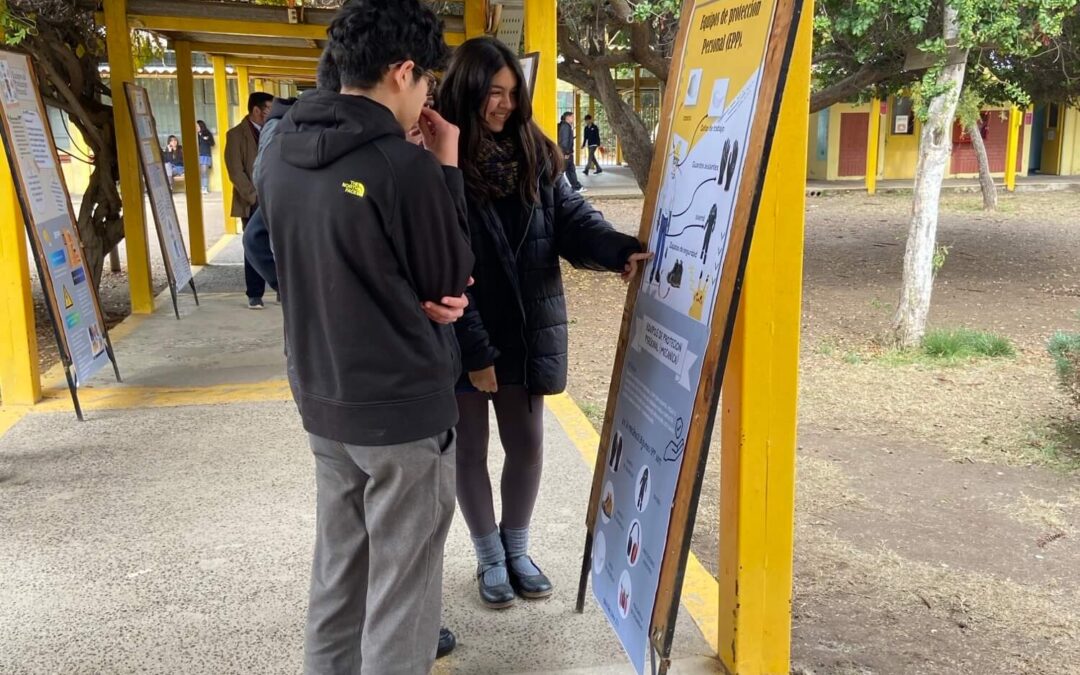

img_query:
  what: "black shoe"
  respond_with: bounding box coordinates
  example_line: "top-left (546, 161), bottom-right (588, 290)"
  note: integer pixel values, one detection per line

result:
top-left (506, 556), bottom-right (554, 599)
top-left (436, 627), bottom-right (456, 659)
top-left (477, 564), bottom-right (516, 609)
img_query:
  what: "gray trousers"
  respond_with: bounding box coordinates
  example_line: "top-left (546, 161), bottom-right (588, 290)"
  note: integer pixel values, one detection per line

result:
top-left (304, 430), bottom-right (456, 675)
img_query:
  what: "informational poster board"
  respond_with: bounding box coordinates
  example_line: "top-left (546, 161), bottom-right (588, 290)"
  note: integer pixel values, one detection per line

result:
top-left (576, 1), bottom-right (804, 673)
top-left (123, 83), bottom-right (198, 319)
top-left (520, 52), bottom-right (540, 97)
top-left (0, 50), bottom-right (119, 419)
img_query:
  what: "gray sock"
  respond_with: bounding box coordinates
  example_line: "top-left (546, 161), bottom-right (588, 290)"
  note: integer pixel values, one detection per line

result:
top-left (472, 529), bottom-right (509, 586)
top-left (501, 525), bottom-right (541, 576)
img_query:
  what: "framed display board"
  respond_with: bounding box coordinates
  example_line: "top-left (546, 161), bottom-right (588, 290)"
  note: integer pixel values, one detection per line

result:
top-left (0, 50), bottom-right (120, 419)
top-left (520, 51), bottom-right (540, 98)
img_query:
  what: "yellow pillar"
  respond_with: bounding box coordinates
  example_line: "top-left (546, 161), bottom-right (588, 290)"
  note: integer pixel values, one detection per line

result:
top-left (1005, 105), bottom-right (1021, 192)
top-left (524, 0), bottom-right (557, 139)
top-left (633, 67), bottom-right (642, 114)
top-left (103, 0), bottom-right (154, 314)
top-left (464, 0), bottom-right (487, 38)
top-left (175, 42), bottom-right (206, 265)
top-left (866, 97), bottom-right (881, 195)
top-left (211, 55), bottom-right (236, 234)
top-left (0, 152), bottom-right (40, 404)
top-left (717, 2), bottom-right (811, 673)
top-left (237, 66), bottom-right (252, 115)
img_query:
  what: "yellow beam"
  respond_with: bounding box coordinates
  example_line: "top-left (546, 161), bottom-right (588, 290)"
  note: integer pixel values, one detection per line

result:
top-left (105, 13), bottom-right (328, 40)
top-left (103, 0), bottom-right (154, 314)
top-left (225, 56), bottom-right (319, 72)
top-left (175, 42), bottom-right (206, 265)
top-left (1005, 105), bottom-right (1021, 192)
top-left (0, 151), bottom-right (40, 404)
top-left (718, 2), bottom-right (811, 673)
top-left (211, 54), bottom-right (237, 235)
top-left (524, 0), bottom-right (557, 139)
top-left (866, 97), bottom-right (881, 195)
top-left (188, 42), bottom-right (322, 60)
top-left (445, 31), bottom-right (466, 47)
top-left (464, 0), bottom-right (486, 39)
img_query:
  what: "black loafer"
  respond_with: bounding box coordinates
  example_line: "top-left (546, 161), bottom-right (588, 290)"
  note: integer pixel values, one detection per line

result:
top-left (436, 627), bottom-right (456, 659)
top-left (477, 564), bottom-right (516, 609)
top-left (507, 556), bottom-right (554, 599)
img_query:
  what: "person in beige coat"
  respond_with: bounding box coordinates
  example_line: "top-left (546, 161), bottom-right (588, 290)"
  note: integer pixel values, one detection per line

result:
top-left (225, 91), bottom-right (274, 308)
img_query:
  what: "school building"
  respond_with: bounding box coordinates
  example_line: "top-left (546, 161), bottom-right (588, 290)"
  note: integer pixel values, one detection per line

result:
top-left (807, 97), bottom-right (1080, 183)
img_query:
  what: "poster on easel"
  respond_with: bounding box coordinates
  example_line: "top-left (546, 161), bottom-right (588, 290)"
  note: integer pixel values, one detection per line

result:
top-left (123, 83), bottom-right (198, 319)
top-left (575, 1), bottom-right (804, 673)
top-left (520, 52), bottom-right (539, 97)
top-left (0, 50), bottom-right (120, 420)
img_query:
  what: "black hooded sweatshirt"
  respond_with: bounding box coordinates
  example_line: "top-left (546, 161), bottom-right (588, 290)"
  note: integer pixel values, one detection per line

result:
top-left (256, 91), bottom-right (474, 447)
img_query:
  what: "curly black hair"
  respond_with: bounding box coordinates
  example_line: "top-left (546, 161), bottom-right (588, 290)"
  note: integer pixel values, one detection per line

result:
top-left (327, 0), bottom-right (449, 90)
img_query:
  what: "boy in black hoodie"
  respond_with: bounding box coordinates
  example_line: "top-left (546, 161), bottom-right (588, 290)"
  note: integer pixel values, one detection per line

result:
top-left (256, 2), bottom-right (473, 672)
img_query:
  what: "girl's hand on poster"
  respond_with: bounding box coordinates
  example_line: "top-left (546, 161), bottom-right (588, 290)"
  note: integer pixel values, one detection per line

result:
top-left (469, 366), bottom-right (498, 393)
top-left (418, 107), bottom-right (460, 167)
top-left (622, 252), bottom-right (653, 282)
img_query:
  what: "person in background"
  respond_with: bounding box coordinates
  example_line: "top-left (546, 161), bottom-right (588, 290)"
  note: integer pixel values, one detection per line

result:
top-left (162, 135), bottom-right (184, 189)
top-left (196, 120), bottom-right (214, 194)
top-left (582, 114), bottom-right (602, 175)
top-left (225, 91), bottom-right (274, 309)
top-left (256, 1), bottom-right (474, 671)
top-left (438, 36), bottom-right (650, 610)
top-left (556, 111), bottom-right (584, 192)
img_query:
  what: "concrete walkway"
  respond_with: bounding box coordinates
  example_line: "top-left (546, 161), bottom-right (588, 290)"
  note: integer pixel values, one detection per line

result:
top-left (807, 174), bottom-right (1080, 194)
top-left (0, 235), bottom-right (717, 674)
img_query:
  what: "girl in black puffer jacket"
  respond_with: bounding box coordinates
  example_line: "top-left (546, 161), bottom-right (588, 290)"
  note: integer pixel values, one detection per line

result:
top-left (439, 37), bottom-right (649, 609)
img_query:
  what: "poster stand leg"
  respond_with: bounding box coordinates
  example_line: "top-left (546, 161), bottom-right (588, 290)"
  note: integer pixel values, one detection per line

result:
top-left (167, 281), bottom-right (181, 320)
top-left (104, 333), bottom-right (122, 383)
top-left (575, 530), bottom-right (593, 613)
top-left (63, 365), bottom-right (84, 422)
top-left (189, 279), bottom-right (200, 307)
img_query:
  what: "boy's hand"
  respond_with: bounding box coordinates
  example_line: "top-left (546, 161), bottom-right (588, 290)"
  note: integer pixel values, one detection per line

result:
top-left (418, 107), bottom-right (460, 168)
top-left (421, 277), bottom-right (474, 324)
top-left (469, 366), bottom-right (498, 393)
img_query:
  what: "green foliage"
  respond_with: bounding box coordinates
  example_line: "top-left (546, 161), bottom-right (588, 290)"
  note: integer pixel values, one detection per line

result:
top-left (922, 328), bottom-right (1015, 359)
top-left (0, 8), bottom-right (35, 45)
top-left (813, 0), bottom-right (1080, 110)
top-left (1047, 331), bottom-right (1080, 405)
top-left (932, 244), bottom-right (951, 275)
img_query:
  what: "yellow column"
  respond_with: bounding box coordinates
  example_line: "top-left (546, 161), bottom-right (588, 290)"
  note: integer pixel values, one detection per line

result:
top-left (211, 55), bottom-right (236, 234)
top-left (237, 66), bottom-right (252, 116)
top-left (464, 0), bottom-right (487, 38)
top-left (103, 0), bottom-right (154, 314)
top-left (866, 97), bottom-right (881, 195)
top-left (0, 152), bottom-right (40, 404)
top-left (1005, 105), bottom-right (1021, 192)
top-left (524, 0), bottom-right (557, 139)
top-left (175, 42), bottom-right (206, 265)
top-left (717, 2), bottom-right (811, 673)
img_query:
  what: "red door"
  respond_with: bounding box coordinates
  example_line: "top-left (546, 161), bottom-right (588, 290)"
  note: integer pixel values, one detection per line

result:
top-left (838, 112), bottom-right (869, 177)
top-left (951, 112), bottom-right (1026, 174)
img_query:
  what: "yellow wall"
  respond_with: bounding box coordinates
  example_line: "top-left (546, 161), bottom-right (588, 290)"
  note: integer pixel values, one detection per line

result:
top-left (1058, 107), bottom-right (1080, 175)
top-left (822, 102), bottom-right (871, 181)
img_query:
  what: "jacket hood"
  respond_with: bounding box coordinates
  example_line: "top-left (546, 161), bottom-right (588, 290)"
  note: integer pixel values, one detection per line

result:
top-left (278, 90), bottom-right (405, 170)
top-left (268, 97), bottom-right (297, 121)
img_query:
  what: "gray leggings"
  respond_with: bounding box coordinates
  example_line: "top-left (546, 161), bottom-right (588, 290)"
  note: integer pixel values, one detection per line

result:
top-left (455, 387), bottom-right (545, 535)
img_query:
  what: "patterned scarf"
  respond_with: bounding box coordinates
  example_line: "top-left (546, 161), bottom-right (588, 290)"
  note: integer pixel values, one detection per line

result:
top-left (476, 133), bottom-right (521, 200)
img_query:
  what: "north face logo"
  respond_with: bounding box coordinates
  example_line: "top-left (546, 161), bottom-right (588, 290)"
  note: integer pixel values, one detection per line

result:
top-left (342, 180), bottom-right (366, 198)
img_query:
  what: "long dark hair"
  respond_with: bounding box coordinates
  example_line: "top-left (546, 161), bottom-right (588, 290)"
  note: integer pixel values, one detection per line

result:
top-left (437, 37), bottom-right (562, 204)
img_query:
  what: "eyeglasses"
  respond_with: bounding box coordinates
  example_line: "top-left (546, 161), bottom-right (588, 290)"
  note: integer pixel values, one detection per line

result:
top-left (389, 62), bottom-right (438, 95)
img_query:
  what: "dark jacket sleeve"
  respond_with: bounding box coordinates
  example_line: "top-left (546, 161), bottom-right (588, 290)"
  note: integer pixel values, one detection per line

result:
top-left (557, 122), bottom-right (573, 154)
top-left (553, 177), bottom-right (642, 272)
top-left (454, 287), bottom-right (500, 372)
top-left (396, 154), bottom-right (474, 302)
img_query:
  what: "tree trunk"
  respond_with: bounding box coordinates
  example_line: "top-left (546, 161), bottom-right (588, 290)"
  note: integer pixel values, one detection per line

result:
top-left (968, 119), bottom-right (997, 210)
top-left (591, 67), bottom-right (654, 190)
top-left (892, 6), bottom-right (968, 349)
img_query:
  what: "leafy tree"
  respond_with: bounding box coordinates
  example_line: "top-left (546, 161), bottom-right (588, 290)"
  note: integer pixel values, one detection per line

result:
top-left (2, 0), bottom-right (125, 287)
top-left (557, 0), bottom-right (679, 189)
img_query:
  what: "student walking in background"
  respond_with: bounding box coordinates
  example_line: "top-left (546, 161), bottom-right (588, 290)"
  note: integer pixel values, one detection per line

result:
top-left (582, 114), bottom-right (603, 175)
top-left (557, 110), bottom-right (584, 192)
top-left (438, 36), bottom-right (650, 611)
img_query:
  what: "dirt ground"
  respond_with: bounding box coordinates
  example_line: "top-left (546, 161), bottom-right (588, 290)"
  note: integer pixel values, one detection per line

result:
top-left (566, 192), bottom-right (1080, 675)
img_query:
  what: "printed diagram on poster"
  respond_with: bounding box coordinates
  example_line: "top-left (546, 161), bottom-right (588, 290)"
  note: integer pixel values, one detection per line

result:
top-left (578, 1), bottom-right (801, 673)
top-left (0, 49), bottom-right (119, 418)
